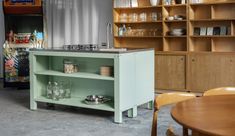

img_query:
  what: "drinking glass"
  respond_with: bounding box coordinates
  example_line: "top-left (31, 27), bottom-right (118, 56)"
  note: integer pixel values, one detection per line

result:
top-left (119, 13), bottom-right (128, 22)
top-left (127, 27), bottom-right (132, 36)
top-left (139, 12), bottom-right (147, 22)
top-left (150, 12), bottom-right (158, 21)
top-left (129, 13), bottom-right (138, 22)
top-left (158, 12), bottom-right (162, 20)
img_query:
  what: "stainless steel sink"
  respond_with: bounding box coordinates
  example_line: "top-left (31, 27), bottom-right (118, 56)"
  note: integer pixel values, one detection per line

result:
top-left (99, 48), bottom-right (127, 52)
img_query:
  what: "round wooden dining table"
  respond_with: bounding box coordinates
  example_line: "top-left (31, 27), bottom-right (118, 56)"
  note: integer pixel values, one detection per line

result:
top-left (171, 95), bottom-right (235, 136)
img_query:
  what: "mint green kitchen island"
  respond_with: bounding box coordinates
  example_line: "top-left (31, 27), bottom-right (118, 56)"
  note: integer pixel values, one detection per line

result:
top-left (29, 48), bottom-right (154, 123)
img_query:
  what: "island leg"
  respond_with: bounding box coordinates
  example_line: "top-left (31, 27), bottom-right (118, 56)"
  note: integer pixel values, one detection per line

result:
top-left (114, 111), bottom-right (123, 123)
top-left (127, 106), bottom-right (137, 118)
top-left (147, 100), bottom-right (154, 110)
top-left (30, 100), bottom-right (37, 110)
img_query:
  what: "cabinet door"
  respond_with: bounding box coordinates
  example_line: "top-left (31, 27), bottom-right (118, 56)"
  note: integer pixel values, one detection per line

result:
top-left (155, 55), bottom-right (186, 90)
top-left (189, 54), bottom-right (235, 92)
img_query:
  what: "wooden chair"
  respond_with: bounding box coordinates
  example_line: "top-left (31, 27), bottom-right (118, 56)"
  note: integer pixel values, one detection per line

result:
top-left (203, 87), bottom-right (235, 96)
top-left (151, 92), bottom-right (196, 136)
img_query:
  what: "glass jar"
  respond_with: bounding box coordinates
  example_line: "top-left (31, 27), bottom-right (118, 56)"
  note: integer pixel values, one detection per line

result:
top-left (64, 60), bottom-right (74, 73)
top-left (46, 81), bottom-right (53, 99)
top-left (52, 82), bottom-right (60, 101)
top-left (73, 64), bottom-right (79, 72)
top-left (64, 81), bottom-right (71, 98)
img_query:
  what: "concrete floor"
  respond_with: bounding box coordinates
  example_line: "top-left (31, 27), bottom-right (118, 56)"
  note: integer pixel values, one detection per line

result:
top-left (0, 82), bottom-right (153, 136)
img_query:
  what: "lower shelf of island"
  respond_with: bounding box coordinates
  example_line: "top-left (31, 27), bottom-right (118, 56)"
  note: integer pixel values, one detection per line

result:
top-left (35, 96), bottom-right (114, 112)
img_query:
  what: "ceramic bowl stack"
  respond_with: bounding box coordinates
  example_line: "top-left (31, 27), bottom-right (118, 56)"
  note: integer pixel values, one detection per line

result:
top-left (168, 28), bottom-right (186, 36)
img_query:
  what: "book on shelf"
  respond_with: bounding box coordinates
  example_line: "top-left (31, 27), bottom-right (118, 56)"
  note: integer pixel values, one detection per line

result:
top-left (131, 0), bottom-right (138, 7)
top-left (200, 27), bottom-right (207, 36)
top-left (213, 27), bottom-right (220, 35)
top-left (194, 27), bottom-right (200, 36)
top-left (206, 27), bottom-right (213, 36)
top-left (220, 26), bottom-right (227, 35)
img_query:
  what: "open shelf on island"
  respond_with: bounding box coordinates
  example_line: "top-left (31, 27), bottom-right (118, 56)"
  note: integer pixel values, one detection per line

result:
top-left (35, 70), bottom-right (114, 81)
top-left (35, 96), bottom-right (114, 112)
top-left (30, 49), bottom-right (154, 123)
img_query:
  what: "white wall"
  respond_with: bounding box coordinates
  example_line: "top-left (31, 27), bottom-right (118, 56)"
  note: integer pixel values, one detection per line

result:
top-left (45, 0), bottom-right (113, 48)
top-left (0, 1), bottom-right (5, 78)
top-left (97, 0), bottom-right (113, 47)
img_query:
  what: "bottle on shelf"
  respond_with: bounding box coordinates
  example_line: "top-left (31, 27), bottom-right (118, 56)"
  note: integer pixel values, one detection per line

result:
top-left (46, 81), bottom-right (53, 99)
top-left (118, 26), bottom-right (123, 36)
top-left (118, 24), bottom-right (127, 36)
top-left (122, 24), bottom-right (127, 36)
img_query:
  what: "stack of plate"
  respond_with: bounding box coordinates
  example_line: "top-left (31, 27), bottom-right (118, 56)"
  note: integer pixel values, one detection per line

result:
top-left (168, 28), bottom-right (186, 36)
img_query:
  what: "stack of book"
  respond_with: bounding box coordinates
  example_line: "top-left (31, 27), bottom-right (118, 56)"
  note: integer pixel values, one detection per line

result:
top-left (194, 26), bottom-right (230, 36)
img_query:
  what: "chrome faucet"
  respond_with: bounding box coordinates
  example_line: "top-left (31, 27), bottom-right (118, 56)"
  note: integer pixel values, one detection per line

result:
top-left (106, 22), bottom-right (112, 49)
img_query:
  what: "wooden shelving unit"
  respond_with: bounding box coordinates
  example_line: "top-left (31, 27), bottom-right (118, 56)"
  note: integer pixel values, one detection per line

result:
top-left (113, 0), bottom-right (235, 92)
top-left (113, 0), bottom-right (163, 52)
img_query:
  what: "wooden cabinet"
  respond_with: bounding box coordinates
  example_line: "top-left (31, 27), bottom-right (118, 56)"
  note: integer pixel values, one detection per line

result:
top-left (113, 0), bottom-right (235, 92)
top-left (155, 54), bottom-right (186, 90)
top-left (189, 54), bottom-right (235, 92)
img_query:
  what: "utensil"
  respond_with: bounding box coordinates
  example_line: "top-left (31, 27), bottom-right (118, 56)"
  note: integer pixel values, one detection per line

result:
top-left (84, 95), bottom-right (111, 105)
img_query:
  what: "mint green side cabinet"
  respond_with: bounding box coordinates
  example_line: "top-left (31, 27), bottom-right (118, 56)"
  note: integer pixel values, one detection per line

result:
top-left (29, 49), bottom-right (154, 123)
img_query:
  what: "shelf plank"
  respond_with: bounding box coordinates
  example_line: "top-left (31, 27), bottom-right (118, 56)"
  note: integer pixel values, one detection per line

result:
top-left (114, 21), bottom-right (162, 24)
top-left (114, 36), bottom-right (163, 38)
top-left (113, 5), bottom-right (162, 10)
top-left (190, 1), bottom-right (235, 6)
top-left (190, 19), bottom-right (235, 21)
top-left (35, 96), bottom-right (114, 112)
top-left (164, 4), bottom-right (187, 7)
top-left (190, 35), bottom-right (235, 38)
top-left (164, 35), bottom-right (187, 38)
top-left (35, 70), bottom-right (114, 81)
top-left (3, 0), bottom-right (42, 14)
top-left (164, 20), bottom-right (187, 22)
top-left (155, 51), bottom-right (188, 54)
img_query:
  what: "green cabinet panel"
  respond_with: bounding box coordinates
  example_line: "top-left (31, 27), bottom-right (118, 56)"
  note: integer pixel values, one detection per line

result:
top-left (29, 49), bottom-right (154, 123)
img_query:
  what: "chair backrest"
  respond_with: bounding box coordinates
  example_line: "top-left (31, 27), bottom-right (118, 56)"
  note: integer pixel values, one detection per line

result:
top-left (203, 87), bottom-right (235, 96)
top-left (152, 92), bottom-right (196, 136)
top-left (155, 92), bottom-right (196, 110)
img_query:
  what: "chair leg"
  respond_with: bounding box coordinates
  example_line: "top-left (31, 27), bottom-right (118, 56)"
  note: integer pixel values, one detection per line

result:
top-left (183, 127), bottom-right (188, 136)
top-left (151, 110), bottom-right (158, 136)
